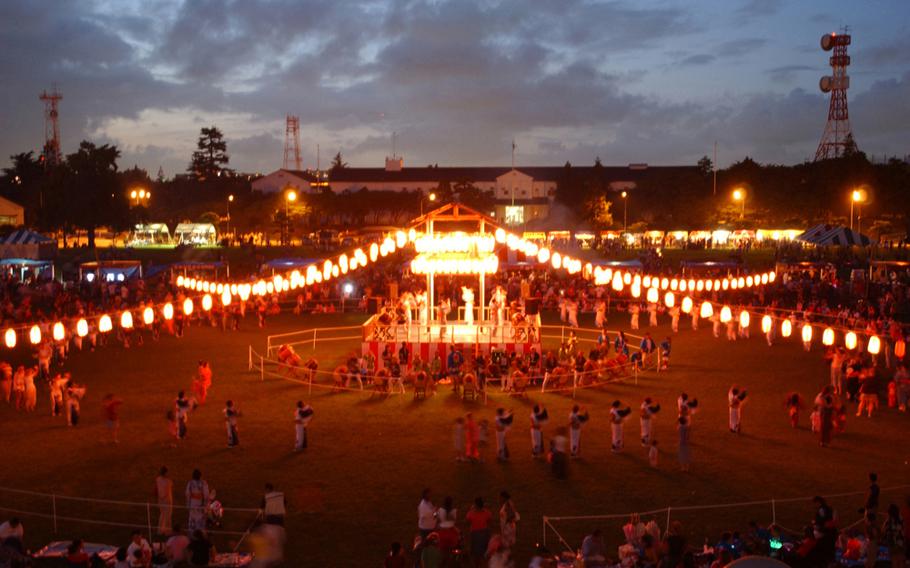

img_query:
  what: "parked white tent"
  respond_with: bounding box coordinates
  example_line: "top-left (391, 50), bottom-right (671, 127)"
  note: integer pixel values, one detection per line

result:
top-left (797, 224), bottom-right (870, 247)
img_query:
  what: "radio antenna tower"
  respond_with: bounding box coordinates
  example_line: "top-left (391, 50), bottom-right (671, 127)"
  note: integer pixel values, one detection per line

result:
top-left (814, 28), bottom-right (854, 161)
top-left (39, 86), bottom-right (63, 167)
top-left (283, 114), bottom-right (302, 170)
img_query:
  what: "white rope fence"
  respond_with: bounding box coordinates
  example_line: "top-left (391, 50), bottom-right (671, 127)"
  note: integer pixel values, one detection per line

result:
top-left (542, 484), bottom-right (910, 552)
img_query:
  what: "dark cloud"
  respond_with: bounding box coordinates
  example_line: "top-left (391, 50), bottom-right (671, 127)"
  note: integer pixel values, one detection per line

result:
top-left (0, 0), bottom-right (906, 174)
top-left (679, 54), bottom-right (717, 66)
top-left (767, 65), bottom-right (818, 84)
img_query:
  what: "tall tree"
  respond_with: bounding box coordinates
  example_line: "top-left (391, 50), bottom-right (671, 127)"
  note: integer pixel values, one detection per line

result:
top-left (697, 155), bottom-right (713, 177)
top-left (330, 152), bottom-right (347, 172)
top-left (189, 126), bottom-right (230, 180)
top-left (65, 141), bottom-right (127, 247)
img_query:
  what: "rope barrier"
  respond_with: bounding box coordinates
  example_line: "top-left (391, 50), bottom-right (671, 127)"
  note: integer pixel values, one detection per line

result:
top-left (0, 486), bottom-right (261, 513)
top-left (0, 505), bottom-right (247, 536)
top-left (543, 484), bottom-right (910, 522)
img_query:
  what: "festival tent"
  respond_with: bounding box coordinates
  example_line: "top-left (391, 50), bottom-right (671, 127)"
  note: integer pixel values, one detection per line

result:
top-left (0, 228), bottom-right (57, 260)
top-left (0, 258), bottom-right (54, 281)
top-left (797, 224), bottom-right (871, 247)
top-left (174, 223), bottom-right (218, 246)
top-left (79, 260), bottom-right (142, 282)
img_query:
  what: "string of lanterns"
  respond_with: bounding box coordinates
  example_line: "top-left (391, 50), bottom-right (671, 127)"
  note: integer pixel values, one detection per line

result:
top-left (673, 297), bottom-right (896, 357)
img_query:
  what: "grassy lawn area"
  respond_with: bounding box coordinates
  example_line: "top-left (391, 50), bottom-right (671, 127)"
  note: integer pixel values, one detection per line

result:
top-left (0, 309), bottom-right (907, 565)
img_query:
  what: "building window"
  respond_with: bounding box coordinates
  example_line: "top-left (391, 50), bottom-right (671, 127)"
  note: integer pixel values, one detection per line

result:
top-left (504, 206), bottom-right (524, 225)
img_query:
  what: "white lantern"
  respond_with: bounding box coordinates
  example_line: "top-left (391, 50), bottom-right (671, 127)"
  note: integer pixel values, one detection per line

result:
top-left (781, 320), bottom-right (792, 338)
top-left (845, 331), bottom-right (857, 350)
top-left (681, 296), bottom-right (693, 314)
top-left (761, 315), bottom-right (772, 334)
top-left (699, 301), bottom-right (713, 319)
top-left (720, 306), bottom-right (732, 323)
top-left (822, 327), bottom-right (835, 346)
top-left (867, 335), bottom-right (881, 355)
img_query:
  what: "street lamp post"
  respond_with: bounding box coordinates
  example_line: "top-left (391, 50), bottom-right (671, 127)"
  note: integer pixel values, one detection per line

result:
top-left (850, 189), bottom-right (867, 232)
top-left (732, 188), bottom-right (745, 220)
top-left (226, 194), bottom-right (234, 244)
top-left (285, 189), bottom-right (297, 246)
top-left (621, 191), bottom-right (628, 232)
top-left (420, 191), bottom-right (437, 216)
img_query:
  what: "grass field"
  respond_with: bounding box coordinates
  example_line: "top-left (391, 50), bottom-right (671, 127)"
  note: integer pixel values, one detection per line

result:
top-left (0, 309), bottom-right (907, 566)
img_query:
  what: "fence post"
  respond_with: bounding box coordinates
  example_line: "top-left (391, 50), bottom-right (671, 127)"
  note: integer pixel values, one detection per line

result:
top-left (52, 494), bottom-right (58, 534)
top-left (248, 345), bottom-right (253, 371)
top-left (772, 498), bottom-right (777, 525)
top-left (313, 329), bottom-right (317, 350)
top-left (572, 371), bottom-right (577, 400)
top-left (260, 355), bottom-right (265, 381)
top-left (146, 502), bottom-right (153, 542)
top-left (543, 516), bottom-right (548, 547)
top-left (666, 507), bottom-right (671, 530)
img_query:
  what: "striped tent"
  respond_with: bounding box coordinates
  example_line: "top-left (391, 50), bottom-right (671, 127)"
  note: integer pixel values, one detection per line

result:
top-left (796, 224), bottom-right (871, 247)
top-left (1, 229), bottom-right (53, 245)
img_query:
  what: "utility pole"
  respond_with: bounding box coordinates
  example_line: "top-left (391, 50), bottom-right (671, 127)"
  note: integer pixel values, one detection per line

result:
top-left (713, 140), bottom-right (717, 196)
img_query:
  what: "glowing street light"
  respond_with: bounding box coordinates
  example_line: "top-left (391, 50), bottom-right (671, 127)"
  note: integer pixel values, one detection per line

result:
top-left (420, 191), bottom-right (438, 215)
top-left (850, 188), bottom-right (867, 232)
top-left (129, 187), bottom-right (150, 206)
top-left (284, 189), bottom-right (298, 245)
top-left (732, 188), bottom-right (746, 219)
top-left (621, 191), bottom-right (628, 232)
top-left (226, 194), bottom-right (235, 243)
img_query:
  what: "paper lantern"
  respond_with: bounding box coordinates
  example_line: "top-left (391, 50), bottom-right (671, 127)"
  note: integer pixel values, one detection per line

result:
top-left (681, 296), bottom-right (693, 314)
top-left (408, 228), bottom-right (417, 242)
top-left (611, 272), bottom-right (624, 292)
top-left (643, 275), bottom-right (652, 288)
top-left (4, 328), bottom-right (15, 349)
top-left (706, 280), bottom-right (714, 292)
top-left (867, 335), bottom-right (881, 355)
top-left (29, 325), bottom-right (41, 345)
top-left (646, 287), bottom-right (659, 304)
top-left (369, 243), bottom-right (379, 262)
top-left (76, 319), bottom-right (88, 337)
top-left (720, 305), bottom-right (732, 323)
top-left (143, 307), bottom-right (154, 325)
top-left (822, 327), bottom-right (835, 346)
top-left (845, 331), bottom-right (857, 350)
top-left (699, 301), bottom-right (713, 319)
top-left (696, 280), bottom-right (705, 292)
top-left (670, 279), bottom-right (679, 291)
top-left (395, 230), bottom-right (407, 248)
top-left (679, 280), bottom-right (688, 292)
top-left (494, 228), bottom-right (506, 243)
top-left (896, 339), bottom-right (906, 359)
top-left (623, 272), bottom-right (632, 286)
top-left (739, 311), bottom-right (750, 329)
top-left (99, 315), bottom-right (113, 333)
top-left (216, 283), bottom-right (224, 294)
top-left (222, 290), bottom-right (232, 306)
top-left (631, 282), bottom-right (641, 298)
top-left (176, 275), bottom-right (185, 287)
top-left (660, 277), bottom-right (669, 290)
top-left (746, 276), bottom-right (754, 287)
top-left (769, 271), bottom-right (776, 282)
top-left (339, 254), bottom-right (349, 274)
top-left (183, 298), bottom-right (194, 316)
top-left (202, 294), bottom-right (213, 311)
top-left (120, 311), bottom-right (134, 329)
top-left (53, 322), bottom-right (65, 342)
top-left (163, 303), bottom-right (174, 320)
top-left (781, 320), bottom-right (792, 338)
top-left (537, 248), bottom-right (550, 263)
top-left (761, 315), bottom-right (772, 334)
top-left (801, 324), bottom-right (812, 344)
top-left (664, 292), bottom-right (675, 308)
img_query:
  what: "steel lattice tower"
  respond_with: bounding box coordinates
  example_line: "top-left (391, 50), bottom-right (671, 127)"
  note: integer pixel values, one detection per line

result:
top-left (814, 30), bottom-right (854, 161)
top-left (283, 115), bottom-right (302, 170)
top-left (39, 87), bottom-right (63, 167)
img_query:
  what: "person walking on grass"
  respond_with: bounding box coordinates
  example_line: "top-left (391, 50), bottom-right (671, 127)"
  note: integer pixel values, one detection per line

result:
top-left (678, 416), bottom-right (691, 472)
top-left (223, 400), bottom-right (240, 448)
top-left (465, 497), bottom-right (492, 568)
top-left (155, 466), bottom-right (174, 535)
top-left (294, 401), bottom-right (313, 451)
top-left (498, 491), bottom-right (520, 549)
top-left (102, 394), bottom-right (124, 444)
